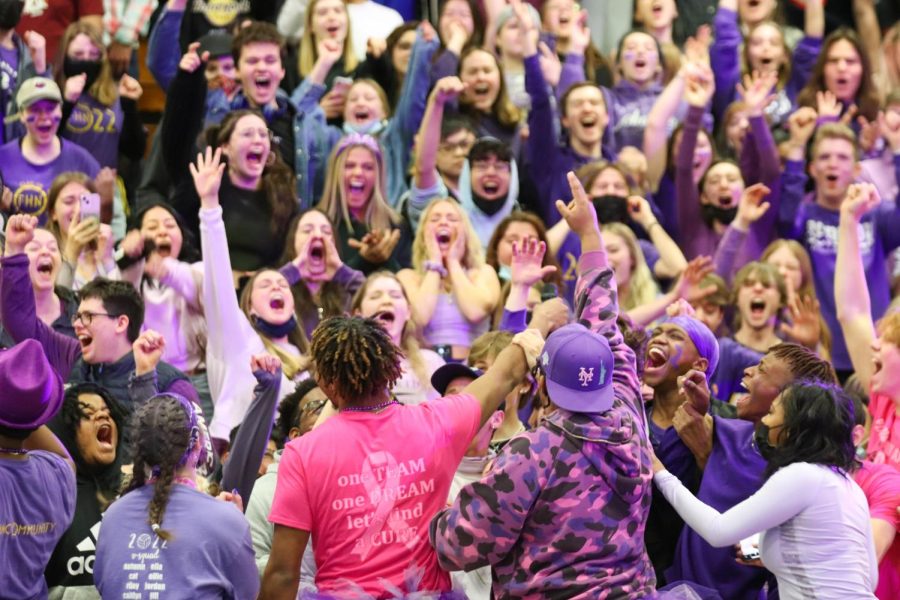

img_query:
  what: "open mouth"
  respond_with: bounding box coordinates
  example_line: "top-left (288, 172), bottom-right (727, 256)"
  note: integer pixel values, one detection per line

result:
top-left (78, 334), bottom-right (93, 350)
top-left (347, 180), bottom-right (366, 193)
top-left (481, 181), bottom-right (500, 196)
top-left (825, 174), bottom-right (839, 184)
top-left (580, 115), bottom-right (598, 129)
top-left (634, 59), bottom-right (647, 69)
top-left (374, 310), bottom-right (396, 325)
top-left (254, 76), bottom-right (272, 91)
top-left (97, 424), bottom-right (114, 449)
top-left (759, 57), bottom-right (773, 66)
top-left (309, 242), bottom-right (324, 261)
top-left (473, 83), bottom-right (490, 96)
top-left (247, 150), bottom-right (265, 166)
top-left (155, 241), bottom-right (172, 257)
top-left (36, 257), bottom-right (53, 275)
top-left (747, 0), bottom-right (760, 8)
top-left (326, 25), bottom-right (340, 36)
top-left (436, 227), bottom-right (452, 245)
top-left (353, 108), bottom-right (371, 122)
top-left (270, 297), bottom-right (285, 310)
top-left (651, 1), bottom-right (664, 16)
top-left (646, 346), bottom-right (668, 369)
top-left (36, 123), bottom-right (53, 134)
top-left (749, 298), bottom-right (767, 317)
top-left (719, 194), bottom-right (735, 207)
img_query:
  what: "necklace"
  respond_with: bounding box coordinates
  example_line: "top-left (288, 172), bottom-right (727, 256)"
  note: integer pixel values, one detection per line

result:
top-left (0, 447), bottom-right (28, 456)
top-left (341, 398), bottom-right (401, 413)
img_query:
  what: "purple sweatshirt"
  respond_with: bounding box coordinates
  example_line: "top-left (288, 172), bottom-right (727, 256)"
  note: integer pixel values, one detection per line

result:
top-left (0, 253), bottom-right (199, 409)
top-left (430, 250), bottom-right (657, 599)
top-left (779, 154), bottom-right (900, 371)
top-left (675, 105), bottom-right (722, 259)
top-left (710, 7), bottom-right (821, 124)
top-left (666, 417), bottom-right (772, 600)
top-left (524, 53), bottom-right (613, 227)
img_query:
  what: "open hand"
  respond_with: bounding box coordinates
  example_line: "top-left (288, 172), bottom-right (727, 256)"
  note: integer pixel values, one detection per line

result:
top-left (510, 238), bottom-right (557, 287)
top-left (189, 146), bottom-right (226, 208)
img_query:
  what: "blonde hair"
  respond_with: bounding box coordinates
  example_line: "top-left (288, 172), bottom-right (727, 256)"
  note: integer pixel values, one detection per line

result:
top-left (761, 239), bottom-right (832, 354)
top-left (412, 198), bottom-right (484, 273)
top-left (316, 139), bottom-right (399, 234)
top-left (56, 23), bottom-right (118, 106)
top-left (883, 24), bottom-right (900, 94)
top-left (298, 0), bottom-right (358, 78)
top-left (601, 222), bottom-right (658, 311)
top-left (350, 271), bottom-right (429, 391)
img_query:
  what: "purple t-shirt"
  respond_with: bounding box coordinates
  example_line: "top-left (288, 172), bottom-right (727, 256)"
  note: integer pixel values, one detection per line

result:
top-left (711, 337), bottom-right (763, 402)
top-left (0, 137), bottom-right (100, 224)
top-left (63, 93), bottom-right (124, 168)
top-left (94, 485), bottom-right (259, 600)
top-left (0, 451), bottom-right (76, 600)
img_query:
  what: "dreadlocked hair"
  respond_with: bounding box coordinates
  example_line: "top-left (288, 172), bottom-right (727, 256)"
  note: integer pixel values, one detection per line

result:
top-left (311, 316), bottom-right (403, 404)
top-left (120, 395), bottom-right (195, 541)
top-left (768, 343), bottom-right (838, 386)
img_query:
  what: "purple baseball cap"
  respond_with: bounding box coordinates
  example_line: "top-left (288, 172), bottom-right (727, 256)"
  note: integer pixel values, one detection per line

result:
top-left (540, 323), bottom-right (615, 414)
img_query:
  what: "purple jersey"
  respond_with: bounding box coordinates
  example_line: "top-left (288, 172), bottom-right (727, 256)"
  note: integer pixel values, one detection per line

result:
top-left (0, 138), bottom-right (100, 224)
top-left (63, 93), bottom-right (124, 168)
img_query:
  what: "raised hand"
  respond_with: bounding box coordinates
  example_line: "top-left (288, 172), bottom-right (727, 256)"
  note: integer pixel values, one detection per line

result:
top-left (5, 214), bottom-right (38, 256)
top-left (779, 295), bottom-right (821, 349)
top-left (317, 39), bottom-right (344, 69)
top-left (538, 42), bottom-right (561, 87)
top-left (666, 298), bottom-right (697, 318)
top-left (348, 228), bottom-right (401, 264)
top-left (251, 353), bottom-right (282, 375)
top-left (626, 195), bottom-right (655, 228)
top-left (23, 31), bottom-right (46, 73)
top-left (840, 182), bottom-right (881, 222)
top-left (64, 73), bottom-right (87, 102)
top-left (444, 20), bottom-right (469, 54)
top-left (133, 330), bottom-right (166, 376)
top-left (879, 109), bottom-right (900, 153)
top-left (683, 24), bottom-right (712, 66)
top-left (118, 74), bottom-right (143, 100)
top-left (733, 183), bottom-right (771, 231)
top-left (816, 90), bottom-right (844, 121)
top-left (446, 227), bottom-right (467, 263)
top-left (556, 171), bottom-right (599, 239)
top-left (189, 146), bottom-right (226, 208)
top-left (430, 76), bottom-right (465, 107)
top-left (107, 42), bottom-right (133, 78)
top-left (510, 0), bottom-right (538, 56)
top-left (510, 238), bottom-right (557, 287)
top-left (676, 256), bottom-right (716, 303)
top-left (178, 41), bottom-right (208, 73)
top-left (419, 20), bottom-right (437, 43)
top-left (856, 115), bottom-right (880, 155)
top-left (96, 224), bottom-right (114, 263)
top-left (786, 106), bottom-right (818, 153)
top-left (684, 65), bottom-right (715, 108)
top-left (737, 70), bottom-right (777, 117)
top-left (568, 9), bottom-right (591, 55)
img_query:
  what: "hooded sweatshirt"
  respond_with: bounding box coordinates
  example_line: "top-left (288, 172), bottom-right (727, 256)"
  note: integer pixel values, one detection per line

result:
top-left (430, 249), bottom-right (657, 599)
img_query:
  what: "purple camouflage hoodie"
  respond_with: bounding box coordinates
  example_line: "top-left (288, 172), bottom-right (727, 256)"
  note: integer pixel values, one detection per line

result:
top-left (429, 250), bottom-right (657, 599)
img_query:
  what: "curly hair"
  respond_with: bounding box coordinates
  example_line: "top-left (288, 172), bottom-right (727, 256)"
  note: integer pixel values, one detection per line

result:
top-left (764, 381), bottom-right (858, 480)
top-left (120, 394), bottom-right (199, 541)
top-left (275, 379), bottom-right (321, 444)
top-left (310, 316), bottom-right (403, 404)
top-left (768, 343), bottom-right (838, 386)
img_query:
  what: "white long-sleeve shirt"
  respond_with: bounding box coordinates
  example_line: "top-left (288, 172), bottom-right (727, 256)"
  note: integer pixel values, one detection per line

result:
top-left (655, 462), bottom-right (877, 599)
top-left (200, 206), bottom-right (297, 441)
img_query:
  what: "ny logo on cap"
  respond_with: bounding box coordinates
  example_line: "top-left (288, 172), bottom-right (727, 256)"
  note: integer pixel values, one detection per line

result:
top-left (578, 367), bottom-right (594, 387)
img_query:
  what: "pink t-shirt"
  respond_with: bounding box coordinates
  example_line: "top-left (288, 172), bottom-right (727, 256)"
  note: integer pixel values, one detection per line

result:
top-left (854, 461), bottom-right (900, 600)
top-left (867, 392), bottom-right (900, 469)
top-left (269, 394), bottom-right (482, 596)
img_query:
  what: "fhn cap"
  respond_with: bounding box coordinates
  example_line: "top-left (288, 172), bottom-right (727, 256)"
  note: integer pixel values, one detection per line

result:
top-left (540, 323), bottom-right (615, 414)
top-left (16, 77), bottom-right (62, 110)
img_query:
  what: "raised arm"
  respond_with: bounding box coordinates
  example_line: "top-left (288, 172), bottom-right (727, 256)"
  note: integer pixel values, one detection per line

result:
top-left (709, 0), bottom-right (740, 119)
top-left (674, 71), bottom-right (714, 247)
top-left (413, 77), bottom-right (465, 191)
top-left (221, 355), bottom-right (282, 506)
top-left (1, 216), bottom-right (81, 377)
top-left (628, 195), bottom-right (687, 279)
top-left (161, 42), bottom-right (209, 187)
top-left (852, 0), bottom-right (884, 95)
top-left (146, 1), bottom-right (185, 89)
top-left (836, 183), bottom-right (882, 391)
top-left (777, 107), bottom-right (817, 237)
top-left (387, 23), bottom-right (439, 146)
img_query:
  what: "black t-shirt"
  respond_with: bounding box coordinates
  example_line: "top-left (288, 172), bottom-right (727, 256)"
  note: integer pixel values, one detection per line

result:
top-left (44, 477), bottom-right (105, 590)
top-left (219, 175), bottom-right (290, 272)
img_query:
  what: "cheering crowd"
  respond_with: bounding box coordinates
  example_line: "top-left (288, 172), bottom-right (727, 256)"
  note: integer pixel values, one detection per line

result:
top-left (1, 0), bottom-right (900, 598)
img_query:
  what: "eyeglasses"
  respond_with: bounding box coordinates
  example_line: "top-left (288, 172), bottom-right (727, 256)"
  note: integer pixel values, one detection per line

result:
top-left (71, 311), bottom-right (119, 326)
top-left (471, 159), bottom-right (511, 173)
top-left (439, 140), bottom-right (475, 154)
top-left (300, 398), bottom-right (329, 416)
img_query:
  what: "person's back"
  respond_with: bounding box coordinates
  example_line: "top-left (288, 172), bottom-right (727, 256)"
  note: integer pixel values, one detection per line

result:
top-left (94, 485), bottom-right (257, 600)
top-left (270, 394), bottom-right (481, 596)
top-left (1, 450), bottom-right (75, 600)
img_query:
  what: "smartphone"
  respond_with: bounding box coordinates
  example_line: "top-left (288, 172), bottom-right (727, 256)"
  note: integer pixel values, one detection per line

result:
top-left (739, 534), bottom-right (761, 560)
top-left (331, 76), bottom-right (354, 95)
top-left (79, 193), bottom-right (101, 222)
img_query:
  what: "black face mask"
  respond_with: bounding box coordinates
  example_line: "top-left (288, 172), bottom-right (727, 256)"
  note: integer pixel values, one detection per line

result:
top-left (753, 422), bottom-right (781, 461)
top-left (592, 195), bottom-right (629, 225)
top-left (471, 190), bottom-right (507, 216)
top-left (0, 1), bottom-right (24, 30)
top-left (701, 203), bottom-right (738, 226)
top-left (63, 58), bottom-right (103, 91)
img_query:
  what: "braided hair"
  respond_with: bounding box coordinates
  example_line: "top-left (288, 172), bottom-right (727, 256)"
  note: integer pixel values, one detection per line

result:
top-left (311, 317), bottom-right (403, 405)
top-left (120, 394), bottom-right (200, 541)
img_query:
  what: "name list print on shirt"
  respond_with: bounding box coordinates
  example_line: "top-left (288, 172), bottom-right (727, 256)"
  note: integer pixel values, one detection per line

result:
top-left (120, 530), bottom-right (169, 599)
top-left (334, 451), bottom-right (434, 560)
top-left (805, 219), bottom-right (874, 257)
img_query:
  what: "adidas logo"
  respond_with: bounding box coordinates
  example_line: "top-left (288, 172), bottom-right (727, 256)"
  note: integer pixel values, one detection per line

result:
top-left (67, 521), bottom-right (101, 576)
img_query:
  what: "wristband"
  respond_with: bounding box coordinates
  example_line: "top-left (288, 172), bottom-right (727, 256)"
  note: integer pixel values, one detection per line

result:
top-left (424, 260), bottom-right (448, 277)
top-left (646, 221), bottom-right (662, 233)
top-left (511, 329), bottom-right (545, 371)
